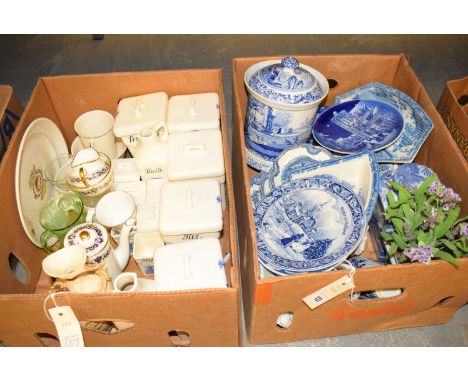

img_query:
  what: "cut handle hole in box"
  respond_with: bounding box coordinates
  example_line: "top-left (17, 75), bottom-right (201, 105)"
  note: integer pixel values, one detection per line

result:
top-left (432, 296), bottom-right (455, 308)
top-left (168, 330), bottom-right (191, 346)
top-left (80, 320), bottom-right (135, 334)
top-left (276, 312), bottom-right (294, 330)
top-left (34, 332), bottom-right (60, 347)
top-left (8, 252), bottom-right (28, 285)
top-left (457, 95), bottom-right (468, 107)
top-left (327, 78), bottom-right (339, 89)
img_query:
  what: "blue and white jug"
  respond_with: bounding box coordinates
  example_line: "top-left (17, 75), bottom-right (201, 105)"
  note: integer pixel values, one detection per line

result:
top-left (244, 57), bottom-right (329, 171)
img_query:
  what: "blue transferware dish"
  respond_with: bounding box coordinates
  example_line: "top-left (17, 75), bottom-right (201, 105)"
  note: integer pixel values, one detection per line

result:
top-left (254, 176), bottom-right (366, 274)
top-left (246, 146), bottom-right (272, 173)
top-left (249, 174), bottom-right (265, 208)
top-left (244, 57), bottom-right (329, 171)
top-left (259, 172), bottom-right (272, 199)
top-left (378, 163), bottom-right (399, 211)
top-left (266, 150), bottom-right (379, 223)
top-left (334, 82), bottom-right (434, 163)
top-left (313, 100), bottom-right (404, 155)
top-left (268, 143), bottom-right (335, 189)
top-left (394, 163), bottom-right (435, 191)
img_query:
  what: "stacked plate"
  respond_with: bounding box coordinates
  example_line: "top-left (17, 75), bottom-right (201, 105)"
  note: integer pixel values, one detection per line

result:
top-left (250, 144), bottom-right (372, 275)
top-left (331, 82), bottom-right (434, 163)
top-left (254, 176), bottom-right (366, 275)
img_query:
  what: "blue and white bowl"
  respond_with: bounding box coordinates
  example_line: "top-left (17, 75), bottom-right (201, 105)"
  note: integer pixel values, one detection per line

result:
top-left (244, 57), bottom-right (329, 171)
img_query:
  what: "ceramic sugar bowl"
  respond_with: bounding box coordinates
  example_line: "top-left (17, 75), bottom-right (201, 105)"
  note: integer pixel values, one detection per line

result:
top-left (244, 56), bottom-right (329, 170)
top-left (66, 148), bottom-right (113, 207)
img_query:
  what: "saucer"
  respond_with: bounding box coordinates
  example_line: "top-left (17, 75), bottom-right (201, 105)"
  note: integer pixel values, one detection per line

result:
top-left (15, 118), bottom-right (68, 246)
top-left (71, 136), bottom-right (127, 159)
top-left (254, 176), bottom-right (365, 274)
top-left (334, 82), bottom-right (434, 163)
top-left (313, 100), bottom-right (404, 154)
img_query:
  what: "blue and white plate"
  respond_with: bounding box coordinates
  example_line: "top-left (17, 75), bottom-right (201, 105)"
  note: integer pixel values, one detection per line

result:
top-left (334, 82), bottom-right (434, 163)
top-left (378, 163), bottom-right (399, 211)
top-left (394, 163), bottom-right (435, 191)
top-left (266, 150), bottom-right (379, 223)
top-left (254, 176), bottom-right (366, 274)
top-left (268, 143), bottom-right (335, 189)
top-left (250, 174), bottom-right (265, 208)
top-left (313, 100), bottom-right (404, 155)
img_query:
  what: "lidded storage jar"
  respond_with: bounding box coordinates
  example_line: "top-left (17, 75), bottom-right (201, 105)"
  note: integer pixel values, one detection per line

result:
top-left (244, 56), bottom-right (329, 171)
top-left (159, 179), bottom-right (223, 244)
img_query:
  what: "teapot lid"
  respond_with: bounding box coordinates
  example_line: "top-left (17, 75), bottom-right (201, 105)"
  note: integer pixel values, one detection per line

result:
top-left (64, 223), bottom-right (109, 259)
top-left (246, 57), bottom-right (325, 105)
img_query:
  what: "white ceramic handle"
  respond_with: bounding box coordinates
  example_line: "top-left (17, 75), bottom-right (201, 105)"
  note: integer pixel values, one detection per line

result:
top-left (189, 97), bottom-right (197, 117)
top-left (183, 254), bottom-right (193, 280)
top-left (86, 208), bottom-right (95, 223)
top-left (184, 143), bottom-right (205, 154)
top-left (186, 188), bottom-right (194, 210)
top-left (134, 99), bottom-right (144, 117)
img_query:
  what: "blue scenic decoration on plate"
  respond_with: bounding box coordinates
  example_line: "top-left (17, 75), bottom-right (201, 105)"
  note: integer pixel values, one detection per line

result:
top-left (268, 143), bottom-right (335, 189)
top-left (254, 176), bottom-right (366, 274)
top-left (334, 82), bottom-right (434, 163)
top-left (378, 163), bottom-right (399, 210)
top-left (249, 173), bottom-right (265, 207)
top-left (313, 100), bottom-right (404, 154)
top-left (394, 163), bottom-right (435, 191)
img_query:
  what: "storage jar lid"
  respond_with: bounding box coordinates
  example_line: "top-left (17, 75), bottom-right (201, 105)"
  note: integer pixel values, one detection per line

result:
top-left (167, 93), bottom-right (220, 133)
top-left (153, 237), bottom-right (228, 291)
top-left (159, 179), bottom-right (223, 236)
top-left (246, 57), bottom-right (326, 105)
top-left (167, 130), bottom-right (225, 182)
top-left (113, 92), bottom-right (168, 138)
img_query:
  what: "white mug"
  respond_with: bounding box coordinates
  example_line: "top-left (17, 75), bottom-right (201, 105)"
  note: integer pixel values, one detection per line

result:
top-left (74, 110), bottom-right (118, 160)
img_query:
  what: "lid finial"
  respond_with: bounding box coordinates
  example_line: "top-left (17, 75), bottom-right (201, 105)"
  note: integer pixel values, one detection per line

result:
top-left (281, 57), bottom-right (299, 69)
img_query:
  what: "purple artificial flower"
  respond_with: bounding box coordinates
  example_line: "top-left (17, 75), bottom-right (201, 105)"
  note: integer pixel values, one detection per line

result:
top-left (403, 245), bottom-right (433, 264)
top-left (454, 222), bottom-right (468, 237)
top-left (442, 187), bottom-right (461, 204)
top-left (429, 179), bottom-right (445, 198)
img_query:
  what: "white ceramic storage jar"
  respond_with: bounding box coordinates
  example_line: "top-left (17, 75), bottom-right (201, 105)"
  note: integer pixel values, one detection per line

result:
top-left (158, 179), bottom-right (223, 243)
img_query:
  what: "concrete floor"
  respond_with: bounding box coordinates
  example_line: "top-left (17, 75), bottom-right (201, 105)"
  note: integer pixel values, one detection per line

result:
top-left (0, 35), bottom-right (467, 346)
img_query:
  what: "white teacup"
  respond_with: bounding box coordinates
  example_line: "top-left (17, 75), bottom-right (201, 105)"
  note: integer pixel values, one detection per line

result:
top-left (74, 110), bottom-right (118, 160)
top-left (95, 191), bottom-right (136, 228)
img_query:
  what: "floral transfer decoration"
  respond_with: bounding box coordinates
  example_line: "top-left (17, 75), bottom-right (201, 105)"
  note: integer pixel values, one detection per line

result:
top-left (29, 165), bottom-right (46, 200)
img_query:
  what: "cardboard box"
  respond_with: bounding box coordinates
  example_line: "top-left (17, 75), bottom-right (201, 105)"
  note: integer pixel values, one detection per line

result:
top-left (0, 69), bottom-right (241, 346)
top-left (0, 85), bottom-right (23, 161)
top-left (232, 55), bottom-right (468, 345)
top-left (437, 77), bottom-right (468, 159)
